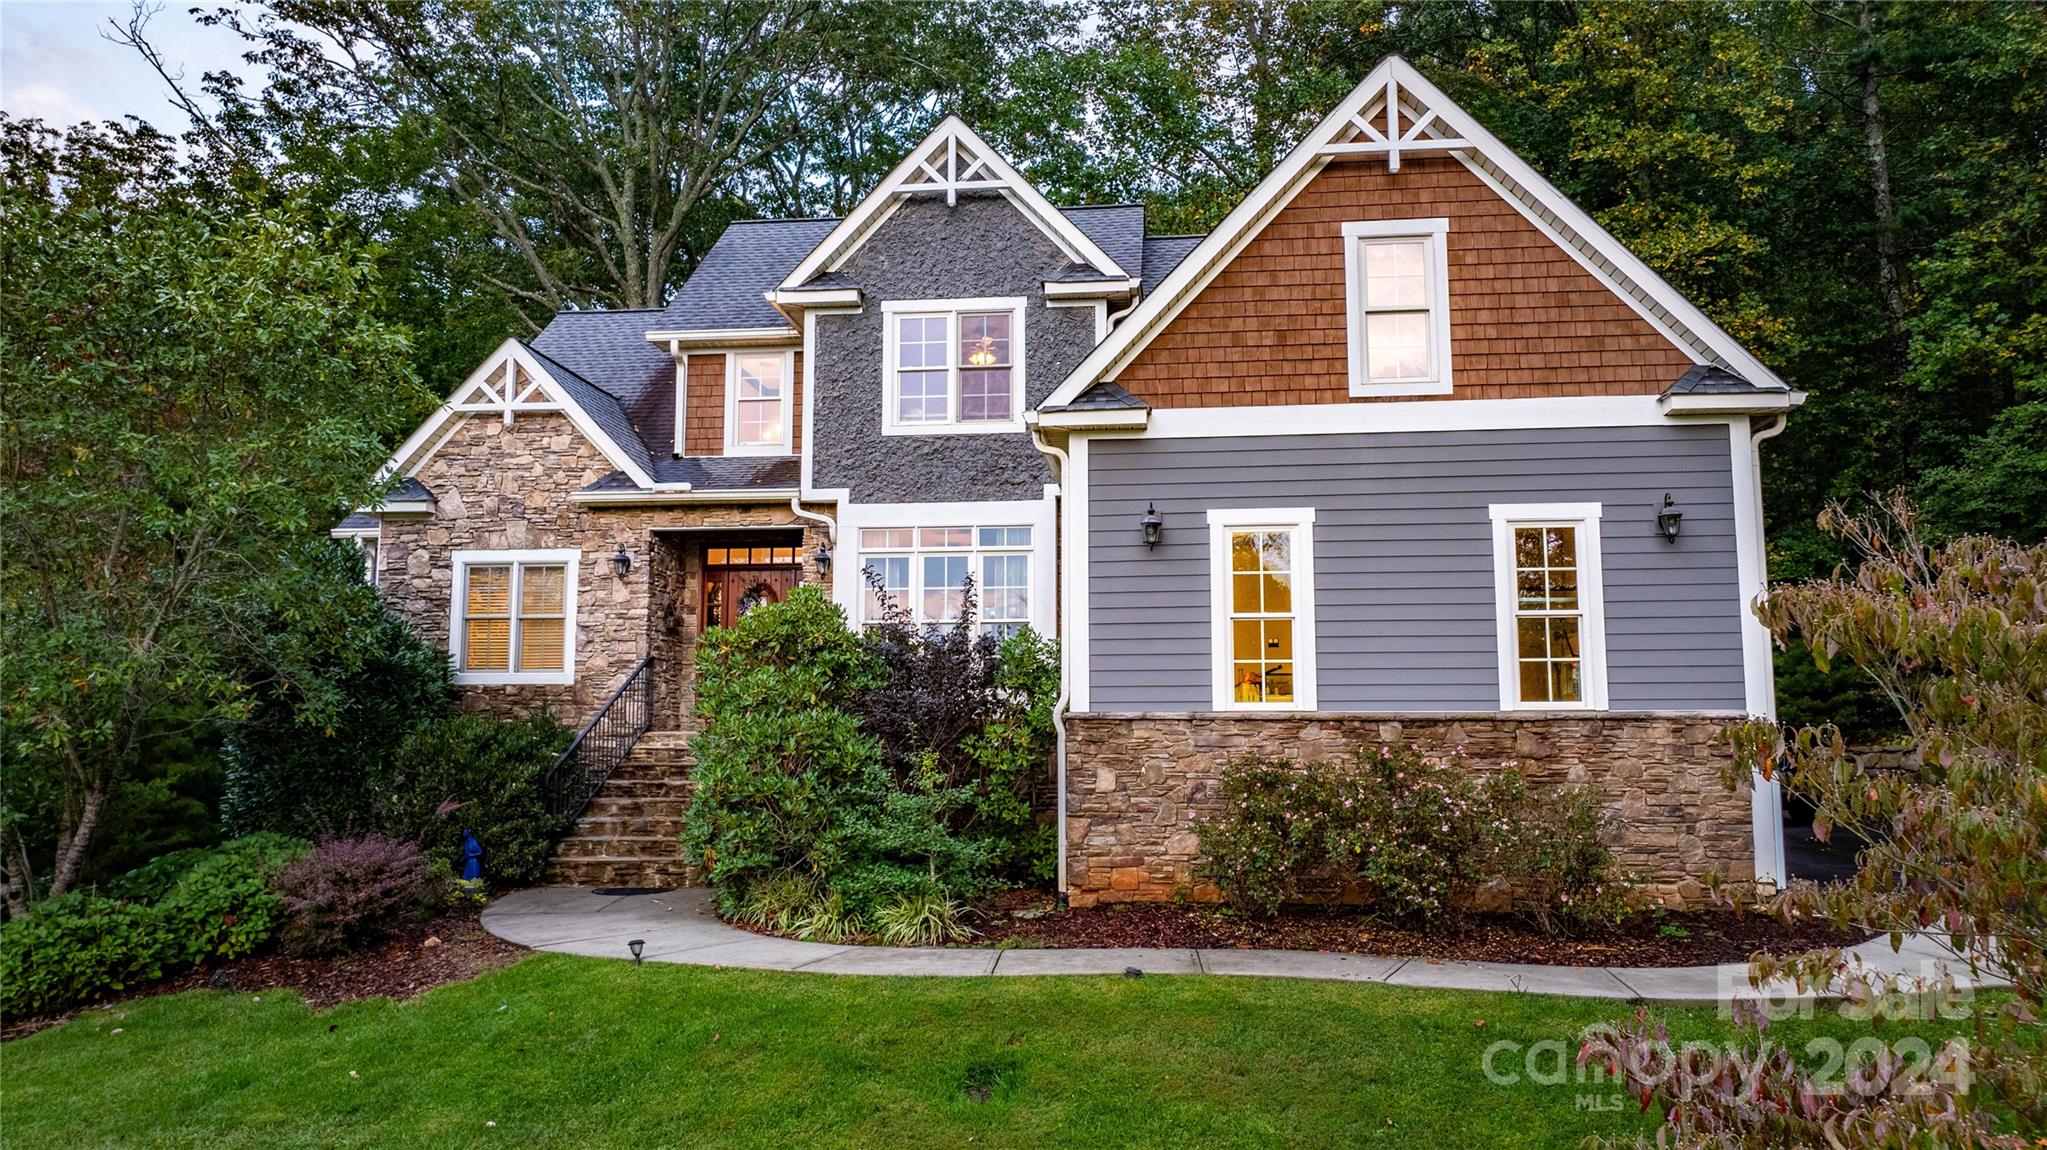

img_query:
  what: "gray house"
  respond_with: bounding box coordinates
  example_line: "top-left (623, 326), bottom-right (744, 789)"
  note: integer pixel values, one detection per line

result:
top-left (344, 58), bottom-right (1802, 902)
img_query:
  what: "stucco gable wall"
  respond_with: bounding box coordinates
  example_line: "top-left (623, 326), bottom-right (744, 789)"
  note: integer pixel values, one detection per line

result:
top-left (809, 193), bottom-right (1091, 503)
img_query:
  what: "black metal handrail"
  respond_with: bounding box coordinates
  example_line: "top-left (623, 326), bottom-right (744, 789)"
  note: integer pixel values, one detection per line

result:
top-left (542, 655), bottom-right (656, 821)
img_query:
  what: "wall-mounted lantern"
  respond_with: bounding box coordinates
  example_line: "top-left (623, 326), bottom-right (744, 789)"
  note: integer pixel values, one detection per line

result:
top-left (814, 541), bottom-right (834, 576)
top-left (1140, 502), bottom-right (1164, 550)
top-left (1656, 494), bottom-right (1684, 543)
top-left (611, 543), bottom-right (634, 579)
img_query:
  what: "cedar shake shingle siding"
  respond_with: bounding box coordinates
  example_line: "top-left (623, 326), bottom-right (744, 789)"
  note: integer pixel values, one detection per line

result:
top-left (680, 351), bottom-right (806, 456)
top-left (1114, 156), bottom-right (1696, 406)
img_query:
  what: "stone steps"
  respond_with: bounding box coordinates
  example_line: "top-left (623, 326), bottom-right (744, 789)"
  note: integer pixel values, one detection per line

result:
top-left (544, 728), bottom-right (700, 888)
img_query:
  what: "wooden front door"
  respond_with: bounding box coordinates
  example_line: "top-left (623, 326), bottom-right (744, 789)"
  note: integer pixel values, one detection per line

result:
top-left (701, 542), bottom-right (803, 631)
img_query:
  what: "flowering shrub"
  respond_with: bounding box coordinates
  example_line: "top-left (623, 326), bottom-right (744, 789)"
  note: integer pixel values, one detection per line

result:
top-left (1196, 746), bottom-right (1631, 931)
top-left (272, 834), bottom-right (438, 956)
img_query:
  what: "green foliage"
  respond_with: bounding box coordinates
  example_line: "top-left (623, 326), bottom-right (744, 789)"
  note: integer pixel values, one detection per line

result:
top-left (872, 891), bottom-right (973, 947)
top-left (1197, 747), bottom-right (1632, 933)
top-left (373, 715), bottom-right (573, 888)
top-left (1691, 497), bottom-right (2046, 1144)
top-left (152, 833), bottom-right (308, 966)
top-left (0, 834), bottom-right (306, 1016)
top-left (0, 116), bottom-right (427, 899)
top-left (682, 586), bottom-right (1058, 939)
top-left (0, 895), bottom-right (168, 1017)
top-left (221, 541), bottom-right (456, 839)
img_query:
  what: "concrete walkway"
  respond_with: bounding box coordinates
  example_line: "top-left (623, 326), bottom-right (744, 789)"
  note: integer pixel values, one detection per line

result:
top-left (481, 886), bottom-right (2003, 1005)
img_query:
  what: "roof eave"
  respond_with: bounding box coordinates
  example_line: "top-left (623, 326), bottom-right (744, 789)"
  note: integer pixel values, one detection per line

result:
top-left (1658, 390), bottom-right (1808, 415)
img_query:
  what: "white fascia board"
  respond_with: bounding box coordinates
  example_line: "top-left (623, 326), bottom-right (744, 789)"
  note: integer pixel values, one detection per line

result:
top-left (1659, 390), bottom-right (1807, 415)
top-left (330, 525), bottom-right (380, 539)
top-left (766, 287), bottom-right (862, 309)
top-left (1141, 394), bottom-right (1675, 439)
top-left (644, 326), bottom-right (800, 349)
top-left (1042, 277), bottom-right (1139, 299)
top-left (370, 337), bottom-right (656, 490)
top-left (1031, 408), bottom-right (1149, 431)
top-left (569, 488), bottom-right (805, 507)
top-left (356, 499), bottom-right (435, 515)
top-left (777, 117), bottom-right (1127, 293)
top-left (1045, 55), bottom-right (1790, 406)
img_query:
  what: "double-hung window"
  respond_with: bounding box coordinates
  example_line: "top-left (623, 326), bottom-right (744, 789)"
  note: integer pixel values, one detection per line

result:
top-left (1208, 508), bottom-right (1318, 710)
top-left (858, 526), bottom-right (1034, 635)
top-left (451, 549), bottom-right (580, 685)
top-left (1343, 218), bottom-right (1452, 396)
top-left (1488, 504), bottom-right (1607, 710)
top-left (725, 350), bottom-right (792, 454)
top-left (882, 298), bottom-right (1026, 433)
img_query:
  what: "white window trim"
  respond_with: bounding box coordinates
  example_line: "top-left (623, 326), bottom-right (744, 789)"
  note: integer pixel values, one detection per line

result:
top-left (449, 548), bottom-right (581, 686)
top-left (1342, 217), bottom-right (1452, 397)
top-left (1487, 504), bottom-right (1608, 711)
top-left (1207, 507), bottom-right (1319, 712)
top-left (854, 525), bottom-right (1039, 635)
top-left (880, 296), bottom-right (1027, 435)
top-left (834, 497), bottom-right (1057, 636)
top-left (723, 348), bottom-right (796, 456)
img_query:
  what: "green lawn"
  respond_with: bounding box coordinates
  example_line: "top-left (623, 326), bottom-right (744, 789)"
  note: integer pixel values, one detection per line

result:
top-left (0, 954), bottom-right (1975, 1149)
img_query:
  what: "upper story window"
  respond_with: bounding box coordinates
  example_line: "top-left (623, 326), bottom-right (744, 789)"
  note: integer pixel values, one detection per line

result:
top-left (1343, 218), bottom-right (1452, 397)
top-left (882, 297), bottom-right (1026, 434)
top-left (726, 350), bottom-right (793, 454)
top-left (1488, 504), bottom-right (1607, 711)
top-left (858, 525), bottom-right (1034, 636)
top-left (451, 549), bottom-right (580, 686)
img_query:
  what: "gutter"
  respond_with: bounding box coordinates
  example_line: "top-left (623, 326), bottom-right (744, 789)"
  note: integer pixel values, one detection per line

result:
top-left (1025, 414), bottom-right (1072, 900)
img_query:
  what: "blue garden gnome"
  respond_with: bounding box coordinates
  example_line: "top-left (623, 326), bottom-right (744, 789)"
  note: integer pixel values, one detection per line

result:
top-left (457, 828), bottom-right (486, 897)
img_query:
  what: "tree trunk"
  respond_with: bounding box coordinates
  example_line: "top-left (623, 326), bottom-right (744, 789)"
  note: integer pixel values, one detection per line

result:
top-left (1, 828), bottom-right (33, 917)
top-left (46, 782), bottom-right (110, 898)
top-left (1857, 0), bottom-right (1907, 339)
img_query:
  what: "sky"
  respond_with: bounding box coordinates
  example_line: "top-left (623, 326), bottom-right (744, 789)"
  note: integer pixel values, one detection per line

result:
top-left (1, 1), bottom-right (255, 128)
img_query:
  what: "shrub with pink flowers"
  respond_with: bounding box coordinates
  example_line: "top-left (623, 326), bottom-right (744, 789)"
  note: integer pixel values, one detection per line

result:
top-left (1196, 745), bottom-right (1632, 932)
top-left (271, 834), bottom-right (439, 955)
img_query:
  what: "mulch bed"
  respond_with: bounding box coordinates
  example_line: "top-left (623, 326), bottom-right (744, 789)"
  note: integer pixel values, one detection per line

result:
top-left (973, 892), bottom-right (1869, 967)
top-left (2, 911), bottom-right (526, 1041)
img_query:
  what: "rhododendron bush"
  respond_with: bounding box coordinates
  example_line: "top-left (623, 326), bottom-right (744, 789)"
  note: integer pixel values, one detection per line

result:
top-left (1587, 497), bottom-right (2044, 1147)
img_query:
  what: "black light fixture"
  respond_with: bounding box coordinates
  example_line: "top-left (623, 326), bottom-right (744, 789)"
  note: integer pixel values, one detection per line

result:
top-left (1656, 494), bottom-right (1684, 543)
top-left (813, 540), bottom-right (833, 576)
top-left (611, 543), bottom-right (633, 579)
top-left (628, 938), bottom-right (645, 965)
top-left (1140, 502), bottom-right (1164, 550)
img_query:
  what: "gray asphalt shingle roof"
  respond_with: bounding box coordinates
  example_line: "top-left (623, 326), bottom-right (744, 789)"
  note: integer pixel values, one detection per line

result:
top-left (1141, 235), bottom-right (1204, 297)
top-left (1041, 380), bottom-right (1147, 414)
top-left (1058, 204), bottom-right (1146, 278)
top-left (1664, 364), bottom-right (1782, 395)
top-left (524, 344), bottom-right (657, 479)
top-left (583, 457), bottom-right (801, 493)
top-left (657, 217), bottom-right (836, 332)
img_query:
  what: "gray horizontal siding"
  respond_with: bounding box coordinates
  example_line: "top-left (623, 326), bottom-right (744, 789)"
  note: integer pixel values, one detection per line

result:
top-left (1085, 423), bottom-right (1746, 713)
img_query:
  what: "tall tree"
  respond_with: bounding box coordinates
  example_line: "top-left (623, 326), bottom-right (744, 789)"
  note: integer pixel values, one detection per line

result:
top-left (0, 117), bottom-right (427, 903)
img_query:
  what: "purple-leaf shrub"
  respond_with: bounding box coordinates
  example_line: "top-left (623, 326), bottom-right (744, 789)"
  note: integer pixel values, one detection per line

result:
top-left (271, 834), bottom-right (437, 956)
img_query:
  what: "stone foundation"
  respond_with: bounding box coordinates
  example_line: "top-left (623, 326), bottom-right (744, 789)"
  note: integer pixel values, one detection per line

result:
top-left (1063, 712), bottom-right (1754, 908)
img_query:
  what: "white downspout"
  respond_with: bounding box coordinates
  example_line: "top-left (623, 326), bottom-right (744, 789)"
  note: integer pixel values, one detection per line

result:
top-left (1748, 412), bottom-right (1789, 888)
top-left (1027, 418), bottom-right (1072, 899)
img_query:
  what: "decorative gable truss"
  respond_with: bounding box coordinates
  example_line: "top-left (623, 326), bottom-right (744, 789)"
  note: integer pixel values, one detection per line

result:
top-left (372, 338), bottom-right (658, 497)
top-left (1044, 56), bottom-right (1799, 413)
top-left (773, 116), bottom-right (1132, 306)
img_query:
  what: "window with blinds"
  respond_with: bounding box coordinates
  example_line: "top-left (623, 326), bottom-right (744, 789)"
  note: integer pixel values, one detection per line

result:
top-left (457, 555), bottom-right (575, 679)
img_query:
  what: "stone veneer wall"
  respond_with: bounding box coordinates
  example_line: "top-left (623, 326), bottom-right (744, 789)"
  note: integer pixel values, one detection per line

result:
top-left (1063, 712), bottom-right (1753, 908)
top-left (377, 411), bottom-right (829, 728)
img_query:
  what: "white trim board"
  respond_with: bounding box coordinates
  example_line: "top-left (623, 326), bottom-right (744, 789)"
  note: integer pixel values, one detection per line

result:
top-left (879, 297), bottom-right (1029, 435)
top-left (723, 348), bottom-right (798, 456)
top-left (1131, 396), bottom-right (1715, 440)
top-left (374, 338), bottom-right (656, 490)
top-left (1042, 55), bottom-right (1790, 411)
top-left (1342, 217), bottom-right (1453, 397)
top-left (833, 495), bottom-right (1059, 637)
top-left (448, 548), bottom-right (583, 687)
top-left (1486, 503), bottom-right (1610, 712)
top-left (1206, 507), bottom-right (1320, 712)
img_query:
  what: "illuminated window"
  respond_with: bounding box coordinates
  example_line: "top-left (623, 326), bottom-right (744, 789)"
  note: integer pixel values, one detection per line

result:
top-left (1489, 504), bottom-right (1607, 710)
top-left (1208, 509), bottom-right (1317, 710)
top-left (452, 550), bottom-right (580, 684)
top-left (882, 299), bottom-right (1025, 433)
top-left (858, 525), bottom-right (1033, 634)
top-left (724, 351), bottom-right (792, 454)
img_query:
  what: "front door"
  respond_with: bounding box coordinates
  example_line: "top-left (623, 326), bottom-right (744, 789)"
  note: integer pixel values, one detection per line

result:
top-left (701, 542), bottom-right (803, 631)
